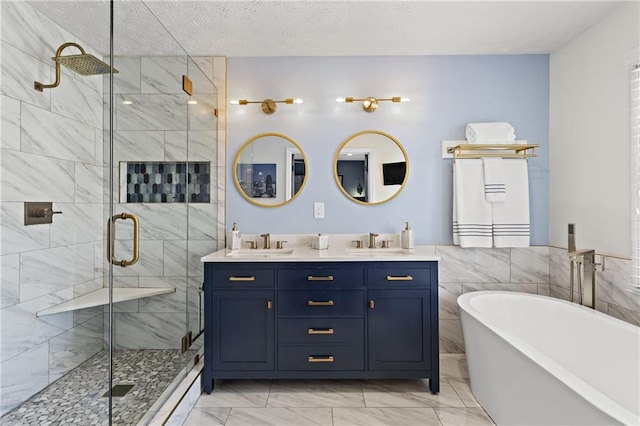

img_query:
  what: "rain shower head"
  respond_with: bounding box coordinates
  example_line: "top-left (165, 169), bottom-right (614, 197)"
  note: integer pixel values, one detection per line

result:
top-left (34, 42), bottom-right (118, 92)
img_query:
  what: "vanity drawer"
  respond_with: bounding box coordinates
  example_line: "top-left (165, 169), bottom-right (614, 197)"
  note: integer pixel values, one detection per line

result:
top-left (278, 345), bottom-right (364, 371)
top-left (367, 268), bottom-right (430, 287)
top-left (277, 290), bottom-right (364, 317)
top-left (278, 318), bottom-right (363, 344)
top-left (209, 268), bottom-right (275, 287)
top-left (278, 267), bottom-right (364, 288)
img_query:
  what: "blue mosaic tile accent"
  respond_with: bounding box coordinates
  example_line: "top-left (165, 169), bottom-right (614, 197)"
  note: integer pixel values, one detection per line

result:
top-left (125, 162), bottom-right (210, 203)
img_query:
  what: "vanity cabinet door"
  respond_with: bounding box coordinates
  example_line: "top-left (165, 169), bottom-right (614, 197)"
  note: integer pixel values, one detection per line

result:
top-left (211, 290), bottom-right (274, 371)
top-left (367, 289), bottom-right (431, 371)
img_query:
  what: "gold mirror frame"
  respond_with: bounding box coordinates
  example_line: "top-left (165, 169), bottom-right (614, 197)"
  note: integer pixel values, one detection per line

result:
top-left (233, 132), bottom-right (308, 208)
top-left (333, 130), bottom-right (409, 206)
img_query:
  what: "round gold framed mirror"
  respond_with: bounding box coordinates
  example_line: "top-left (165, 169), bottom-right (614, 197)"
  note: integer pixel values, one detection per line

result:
top-left (334, 130), bottom-right (409, 205)
top-left (233, 132), bottom-right (308, 207)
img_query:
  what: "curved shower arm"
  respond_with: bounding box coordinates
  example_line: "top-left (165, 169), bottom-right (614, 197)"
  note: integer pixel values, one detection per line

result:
top-left (34, 42), bottom-right (86, 92)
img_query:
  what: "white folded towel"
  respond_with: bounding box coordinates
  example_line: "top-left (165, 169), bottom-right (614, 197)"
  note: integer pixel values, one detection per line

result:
top-left (465, 122), bottom-right (516, 144)
top-left (453, 159), bottom-right (492, 248)
top-left (482, 158), bottom-right (506, 202)
top-left (492, 159), bottom-right (530, 247)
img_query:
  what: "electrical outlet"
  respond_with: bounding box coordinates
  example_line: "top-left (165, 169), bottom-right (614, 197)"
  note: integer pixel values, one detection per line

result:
top-left (314, 202), bottom-right (325, 219)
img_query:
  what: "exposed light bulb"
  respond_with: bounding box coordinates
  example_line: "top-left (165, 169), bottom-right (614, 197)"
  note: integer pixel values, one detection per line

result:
top-left (187, 100), bottom-right (198, 105)
top-left (400, 97), bottom-right (411, 102)
top-left (230, 100), bottom-right (240, 105)
top-left (122, 100), bottom-right (133, 105)
top-left (293, 98), bottom-right (304, 104)
top-left (336, 97), bottom-right (346, 103)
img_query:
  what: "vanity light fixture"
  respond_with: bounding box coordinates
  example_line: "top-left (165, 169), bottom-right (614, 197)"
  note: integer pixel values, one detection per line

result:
top-left (229, 98), bottom-right (303, 115)
top-left (336, 96), bottom-right (410, 113)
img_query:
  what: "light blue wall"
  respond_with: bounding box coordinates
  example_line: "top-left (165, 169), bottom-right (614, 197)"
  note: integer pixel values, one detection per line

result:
top-left (227, 55), bottom-right (549, 245)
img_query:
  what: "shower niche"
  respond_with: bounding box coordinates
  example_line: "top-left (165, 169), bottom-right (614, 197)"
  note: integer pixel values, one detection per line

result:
top-left (119, 161), bottom-right (211, 203)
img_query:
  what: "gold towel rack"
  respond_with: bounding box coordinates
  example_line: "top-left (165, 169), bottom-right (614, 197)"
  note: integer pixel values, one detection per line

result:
top-left (446, 143), bottom-right (539, 161)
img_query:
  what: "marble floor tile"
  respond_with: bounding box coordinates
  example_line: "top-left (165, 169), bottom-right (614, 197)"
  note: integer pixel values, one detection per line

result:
top-left (333, 407), bottom-right (441, 426)
top-left (361, 379), bottom-right (430, 393)
top-left (183, 407), bottom-right (230, 425)
top-left (362, 381), bottom-right (465, 408)
top-left (440, 353), bottom-right (469, 379)
top-left (267, 391), bottom-right (365, 408)
top-left (225, 407), bottom-right (333, 426)
top-left (196, 389), bottom-right (269, 408)
top-left (448, 378), bottom-right (481, 408)
top-left (269, 379), bottom-right (362, 392)
top-left (435, 407), bottom-right (496, 425)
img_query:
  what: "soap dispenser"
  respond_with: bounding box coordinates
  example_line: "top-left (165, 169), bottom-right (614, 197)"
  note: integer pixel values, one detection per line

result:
top-left (401, 222), bottom-right (414, 249)
top-left (227, 222), bottom-right (242, 250)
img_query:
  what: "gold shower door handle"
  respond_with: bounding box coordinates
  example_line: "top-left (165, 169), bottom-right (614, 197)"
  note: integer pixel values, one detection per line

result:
top-left (106, 212), bottom-right (139, 267)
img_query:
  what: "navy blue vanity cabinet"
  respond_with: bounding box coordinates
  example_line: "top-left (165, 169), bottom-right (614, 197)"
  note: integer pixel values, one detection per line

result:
top-left (203, 260), bottom-right (438, 394)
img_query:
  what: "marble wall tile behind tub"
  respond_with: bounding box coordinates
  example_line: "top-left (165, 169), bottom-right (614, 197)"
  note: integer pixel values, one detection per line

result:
top-left (510, 246), bottom-right (549, 283)
top-left (439, 283), bottom-right (462, 320)
top-left (20, 242), bottom-right (95, 302)
top-left (0, 305), bottom-right (65, 362)
top-left (0, 254), bottom-right (20, 308)
top-left (48, 319), bottom-right (103, 382)
top-left (141, 56), bottom-right (187, 94)
top-left (21, 102), bottom-right (95, 164)
top-left (0, 202), bottom-right (50, 255)
top-left (0, 341), bottom-right (49, 416)
top-left (461, 283), bottom-right (540, 294)
top-left (139, 277), bottom-right (187, 313)
top-left (1, 95), bottom-right (20, 150)
top-left (50, 76), bottom-right (103, 129)
top-left (113, 130), bottom-right (165, 164)
top-left (0, 41), bottom-right (51, 110)
top-left (164, 240), bottom-right (188, 277)
top-left (50, 203), bottom-right (102, 247)
top-left (596, 257), bottom-right (638, 310)
top-left (608, 304), bottom-right (640, 327)
top-left (75, 162), bottom-right (103, 203)
top-left (114, 312), bottom-right (185, 349)
top-left (439, 319), bottom-right (465, 353)
top-left (111, 56), bottom-right (142, 94)
top-left (1, 149), bottom-right (75, 202)
top-left (116, 94), bottom-right (187, 131)
top-left (550, 246), bottom-right (570, 288)
top-left (437, 246), bottom-right (510, 283)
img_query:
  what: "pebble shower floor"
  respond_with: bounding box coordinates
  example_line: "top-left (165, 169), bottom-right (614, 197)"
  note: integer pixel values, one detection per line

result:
top-left (1, 349), bottom-right (195, 425)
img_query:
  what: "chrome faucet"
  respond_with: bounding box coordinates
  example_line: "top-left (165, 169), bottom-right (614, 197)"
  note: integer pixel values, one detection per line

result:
top-left (260, 233), bottom-right (271, 249)
top-left (567, 224), bottom-right (596, 309)
top-left (369, 232), bottom-right (379, 249)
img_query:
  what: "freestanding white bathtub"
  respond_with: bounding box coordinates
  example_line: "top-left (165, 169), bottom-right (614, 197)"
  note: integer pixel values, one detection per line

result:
top-left (458, 291), bottom-right (639, 426)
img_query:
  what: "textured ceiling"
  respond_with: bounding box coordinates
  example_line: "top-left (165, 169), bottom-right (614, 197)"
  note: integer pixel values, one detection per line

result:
top-left (27, 1), bottom-right (624, 57)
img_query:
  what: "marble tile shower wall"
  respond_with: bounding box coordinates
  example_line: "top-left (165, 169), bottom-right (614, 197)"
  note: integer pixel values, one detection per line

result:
top-left (436, 246), bottom-right (551, 353)
top-left (106, 55), bottom-right (226, 349)
top-left (0, 2), bottom-right (106, 415)
top-left (548, 247), bottom-right (640, 326)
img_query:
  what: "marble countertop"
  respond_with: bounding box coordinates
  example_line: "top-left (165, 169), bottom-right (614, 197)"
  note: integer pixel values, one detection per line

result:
top-left (201, 245), bottom-right (440, 263)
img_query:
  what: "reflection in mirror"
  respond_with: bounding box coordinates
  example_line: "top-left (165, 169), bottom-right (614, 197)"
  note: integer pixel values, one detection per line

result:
top-left (233, 133), bottom-right (307, 207)
top-left (334, 130), bottom-right (408, 205)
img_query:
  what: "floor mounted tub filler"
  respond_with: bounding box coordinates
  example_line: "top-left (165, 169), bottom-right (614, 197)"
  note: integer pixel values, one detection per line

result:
top-left (458, 291), bottom-right (639, 426)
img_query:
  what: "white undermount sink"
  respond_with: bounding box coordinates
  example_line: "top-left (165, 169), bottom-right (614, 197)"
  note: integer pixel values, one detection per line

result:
top-left (226, 248), bottom-right (294, 257)
top-left (345, 248), bottom-right (407, 256)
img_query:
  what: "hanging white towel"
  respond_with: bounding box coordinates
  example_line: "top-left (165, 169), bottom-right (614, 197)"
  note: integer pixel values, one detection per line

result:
top-left (492, 159), bottom-right (530, 247)
top-left (482, 158), bottom-right (506, 202)
top-left (465, 122), bottom-right (516, 144)
top-left (453, 159), bottom-right (492, 248)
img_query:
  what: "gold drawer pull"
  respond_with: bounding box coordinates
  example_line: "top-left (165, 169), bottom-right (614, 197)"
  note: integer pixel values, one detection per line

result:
top-left (228, 276), bottom-right (256, 282)
top-left (386, 275), bottom-right (413, 281)
top-left (307, 275), bottom-right (334, 281)
top-left (307, 328), bottom-right (334, 335)
top-left (308, 356), bottom-right (334, 363)
top-left (307, 300), bottom-right (334, 306)
top-left (369, 300), bottom-right (375, 309)
top-left (267, 300), bottom-right (273, 310)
